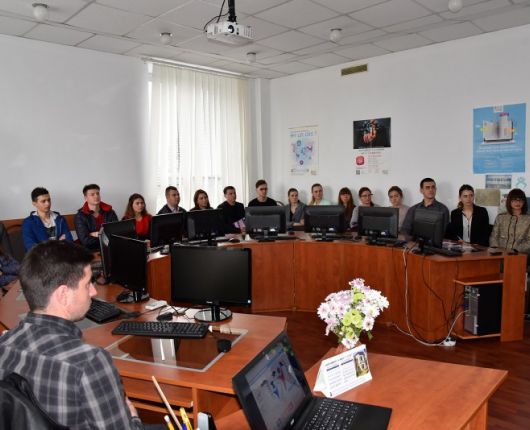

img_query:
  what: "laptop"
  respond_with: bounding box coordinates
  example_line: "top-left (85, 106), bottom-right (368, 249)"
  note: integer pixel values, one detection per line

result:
top-left (232, 331), bottom-right (392, 430)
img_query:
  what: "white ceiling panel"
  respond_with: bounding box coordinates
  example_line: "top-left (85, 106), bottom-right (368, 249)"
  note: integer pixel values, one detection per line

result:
top-left (439, 0), bottom-right (511, 20)
top-left (335, 43), bottom-right (390, 60)
top-left (299, 52), bottom-right (350, 67)
top-left (77, 34), bottom-right (141, 54)
top-left (220, 43), bottom-right (283, 62)
top-left (0, 15), bottom-right (36, 36)
top-left (162, 1), bottom-right (226, 31)
top-left (385, 14), bottom-right (443, 33)
top-left (374, 33), bottom-right (432, 51)
top-left (177, 34), bottom-right (236, 54)
top-left (298, 16), bottom-right (372, 39)
top-left (350, 0), bottom-right (431, 27)
top-left (339, 29), bottom-right (387, 45)
top-left (420, 21), bottom-right (483, 42)
top-left (415, 0), bottom-right (487, 13)
top-left (258, 30), bottom-right (323, 51)
top-left (210, 60), bottom-right (262, 74)
top-left (174, 51), bottom-right (221, 65)
top-left (67, 3), bottom-right (150, 36)
top-left (311, 0), bottom-right (389, 14)
top-left (125, 43), bottom-right (183, 59)
top-left (224, 0), bottom-right (291, 15)
top-left (242, 16), bottom-right (289, 41)
top-left (293, 41), bottom-right (337, 56)
top-left (97, 0), bottom-right (189, 17)
top-left (258, 52), bottom-right (299, 65)
top-left (127, 20), bottom-right (202, 45)
top-left (255, 0), bottom-right (338, 29)
top-left (248, 68), bottom-right (287, 79)
top-left (0, 0), bottom-right (88, 23)
top-left (267, 61), bottom-right (317, 74)
top-left (473, 5), bottom-right (530, 31)
top-left (25, 24), bottom-right (93, 46)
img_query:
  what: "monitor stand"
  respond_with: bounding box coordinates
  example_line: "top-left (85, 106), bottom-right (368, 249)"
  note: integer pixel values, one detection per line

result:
top-left (194, 305), bottom-right (232, 322)
top-left (116, 288), bottom-right (150, 303)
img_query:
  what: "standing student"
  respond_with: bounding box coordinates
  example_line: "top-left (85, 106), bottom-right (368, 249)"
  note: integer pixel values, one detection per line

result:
top-left (308, 183), bottom-right (331, 206)
top-left (22, 187), bottom-right (73, 250)
top-left (350, 187), bottom-right (376, 229)
top-left (158, 186), bottom-right (186, 214)
top-left (0, 241), bottom-right (145, 429)
top-left (285, 188), bottom-right (306, 228)
top-left (446, 185), bottom-right (490, 246)
top-left (74, 184), bottom-right (118, 251)
top-left (490, 188), bottom-right (530, 253)
top-left (190, 189), bottom-right (212, 211)
top-left (122, 193), bottom-right (152, 240)
top-left (400, 178), bottom-right (449, 236)
top-left (248, 180), bottom-right (277, 207)
top-left (218, 186), bottom-right (245, 233)
top-left (338, 188), bottom-right (355, 222)
top-left (387, 186), bottom-right (409, 231)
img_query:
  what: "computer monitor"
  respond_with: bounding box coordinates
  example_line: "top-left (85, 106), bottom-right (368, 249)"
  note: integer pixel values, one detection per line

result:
top-left (358, 207), bottom-right (399, 239)
top-left (186, 209), bottom-right (225, 245)
top-left (245, 206), bottom-right (286, 240)
top-left (171, 246), bottom-right (252, 322)
top-left (109, 235), bottom-right (149, 302)
top-left (303, 205), bottom-right (346, 240)
top-left (99, 219), bottom-right (137, 280)
top-left (150, 213), bottom-right (184, 247)
top-left (411, 208), bottom-right (445, 251)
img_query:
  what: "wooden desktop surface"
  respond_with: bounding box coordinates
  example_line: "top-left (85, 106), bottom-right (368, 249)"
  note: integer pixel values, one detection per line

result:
top-left (0, 284), bottom-right (287, 421)
top-left (147, 236), bottom-right (527, 342)
top-left (216, 349), bottom-right (508, 430)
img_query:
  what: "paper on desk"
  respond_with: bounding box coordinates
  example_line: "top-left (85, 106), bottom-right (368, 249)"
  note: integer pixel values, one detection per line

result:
top-left (314, 344), bottom-right (372, 398)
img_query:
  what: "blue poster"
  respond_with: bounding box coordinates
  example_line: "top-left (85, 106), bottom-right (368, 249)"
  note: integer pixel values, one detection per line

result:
top-left (473, 103), bottom-right (526, 173)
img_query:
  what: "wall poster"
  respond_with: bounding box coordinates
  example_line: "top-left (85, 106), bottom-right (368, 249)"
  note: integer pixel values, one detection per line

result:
top-left (289, 125), bottom-right (318, 175)
top-left (473, 103), bottom-right (526, 173)
top-left (353, 117), bottom-right (391, 175)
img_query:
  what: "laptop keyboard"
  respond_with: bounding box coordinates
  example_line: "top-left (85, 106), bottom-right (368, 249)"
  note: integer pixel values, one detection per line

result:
top-left (304, 398), bottom-right (359, 430)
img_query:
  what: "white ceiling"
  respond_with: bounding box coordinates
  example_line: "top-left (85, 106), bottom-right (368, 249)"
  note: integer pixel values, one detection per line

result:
top-left (1, 0), bottom-right (530, 78)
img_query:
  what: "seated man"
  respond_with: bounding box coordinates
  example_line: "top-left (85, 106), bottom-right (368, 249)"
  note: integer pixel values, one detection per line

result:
top-left (157, 186), bottom-right (187, 214)
top-left (74, 184), bottom-right (118, 250)
top-left (248, 179), bottom-right (277, 207)
top-left (0, 241), bottom-right (144, 429)
top-left (217, 186), bottom-right (245, 233)
top-left (22, 187), bottom-right (73, 250)
top-left (400, 177), bottom-right (449, 236)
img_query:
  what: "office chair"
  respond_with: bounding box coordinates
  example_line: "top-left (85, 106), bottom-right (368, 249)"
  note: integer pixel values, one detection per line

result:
top-left (0, 373), bottom-right (68, 430)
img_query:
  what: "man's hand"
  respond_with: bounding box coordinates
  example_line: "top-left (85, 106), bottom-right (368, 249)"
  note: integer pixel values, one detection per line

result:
top-left (89, 232), bottom-right (99, 238)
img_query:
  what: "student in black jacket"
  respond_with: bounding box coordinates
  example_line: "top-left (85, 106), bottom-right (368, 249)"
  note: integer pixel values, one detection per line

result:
top-left (446, 184), bottom-right (490, 247)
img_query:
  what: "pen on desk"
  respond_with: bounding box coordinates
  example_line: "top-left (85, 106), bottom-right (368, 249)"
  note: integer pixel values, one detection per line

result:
top-left (164, 415), bottom-right (175, 430)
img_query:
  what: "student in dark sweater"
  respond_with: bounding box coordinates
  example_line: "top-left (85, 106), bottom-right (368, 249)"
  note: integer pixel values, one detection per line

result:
top-left (218, 186), bottom-right (245, 233)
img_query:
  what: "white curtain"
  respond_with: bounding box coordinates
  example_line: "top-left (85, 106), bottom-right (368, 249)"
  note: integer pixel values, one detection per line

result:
top-left (147, 63), bottom-right (250, 212)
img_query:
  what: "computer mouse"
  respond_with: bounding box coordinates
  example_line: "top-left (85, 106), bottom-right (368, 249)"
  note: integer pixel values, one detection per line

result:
top-left (217, 338), bottom-right (232, 353)
top-left (156, 312), bottom-right (173, 321)
top-left (228, 238), bottom-right (240, 243)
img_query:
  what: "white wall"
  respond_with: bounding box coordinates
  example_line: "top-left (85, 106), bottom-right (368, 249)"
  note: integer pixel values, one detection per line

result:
top-left (267, 25), bottom-right (530, 211)
top-left (0, 35), bottom-right (148, 220)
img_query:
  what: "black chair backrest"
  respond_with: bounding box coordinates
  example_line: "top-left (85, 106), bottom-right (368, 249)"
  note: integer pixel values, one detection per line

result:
top-left (4, 224), bottom-right (26, 263)
top-left (0, 373), bottom-right (69, 430)
top-left (0, 223), bottom-right (12, 257)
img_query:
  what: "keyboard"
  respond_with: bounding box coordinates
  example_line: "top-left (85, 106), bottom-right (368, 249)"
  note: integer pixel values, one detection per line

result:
top-left (305, 398), bottom-right (360, 430)
top-left (111, 321), bottom-right (209, 339)
top-left (424, 245), bottom-right (463, 257)
top-left (367, 237), bottom-right (406, 247)
top-left (86, 299), bottom-right (122, 324)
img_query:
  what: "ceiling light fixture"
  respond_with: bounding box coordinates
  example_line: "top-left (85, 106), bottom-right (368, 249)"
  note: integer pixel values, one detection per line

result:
top-left (330, 28), bottom-right (342, 43)
top-left (32, 3), bottom-right (49, 21)
top-left (448, 0), bottom-right (463, 13)
top-left (160, 32), bottom-right (173, 45)
top-left (246, 52), bottom-right (256, 64)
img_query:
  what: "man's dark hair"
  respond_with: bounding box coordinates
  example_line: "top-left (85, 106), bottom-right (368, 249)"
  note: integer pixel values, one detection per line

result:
top-left (82, 184), bottom-right (100, 196)
top-left (31, 187), bottom-right (49, 202)
top-left (255, 179), bottom-right (267, 189)
top-left (420, 178), bottom-right (435, 188)
top-left (20, 241), bottom-right (93, 311)
top-left (165, 186), bottom-right (178, 196)
top-left (223, 186), bottom-right (235, 195)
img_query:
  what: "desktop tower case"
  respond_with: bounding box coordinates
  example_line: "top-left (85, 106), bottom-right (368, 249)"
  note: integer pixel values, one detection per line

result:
top-left (464, 283), bottom-right (502, 336)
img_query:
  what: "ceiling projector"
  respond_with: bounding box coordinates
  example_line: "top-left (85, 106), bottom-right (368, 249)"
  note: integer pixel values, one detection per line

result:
top-left (206, 21), bottom-right (254, 45)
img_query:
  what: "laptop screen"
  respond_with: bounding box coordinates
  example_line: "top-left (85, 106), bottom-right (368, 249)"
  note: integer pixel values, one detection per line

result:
top-left (232, 332), bottom-right (311, 430)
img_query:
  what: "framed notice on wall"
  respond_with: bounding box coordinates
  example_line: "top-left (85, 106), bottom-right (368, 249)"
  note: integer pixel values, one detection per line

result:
top-left (289, 125), bottom-right (318, 175)
top-left (353, 117), bottom-right (391, 175)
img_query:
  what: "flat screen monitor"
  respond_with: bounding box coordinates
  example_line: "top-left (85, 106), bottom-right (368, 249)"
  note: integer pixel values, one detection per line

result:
top-left (150, 213), bottom-right (184, 247)
top-left (171, 246), bottom-right (252, 322)
top-left (109, 235), bottom-right (149, 302)
top-left (245, 206), bottom-right (286, 240)
top-left (186, 209), bottom-right (225, 244)
top-left (411, 208), bottom-right (445, 250)
top-left (303, 205), bottom-right (346, 240)
top-left (99, 219), bottom-right (137, 280)
top-left (358, 207), bottom-right (399, 238)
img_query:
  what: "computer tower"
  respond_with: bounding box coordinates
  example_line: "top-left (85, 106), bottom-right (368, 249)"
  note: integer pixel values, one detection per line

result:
top-left (464, 283), bottom-right (502, 335)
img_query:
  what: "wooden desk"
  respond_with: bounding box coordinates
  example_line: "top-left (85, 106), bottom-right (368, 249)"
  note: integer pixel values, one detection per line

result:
top-left (0, 284), bottom-right (287, 423)
top-left (147, 239), bottom-right (526, 342)
top-left (216, 350), bottom-right (508, 430)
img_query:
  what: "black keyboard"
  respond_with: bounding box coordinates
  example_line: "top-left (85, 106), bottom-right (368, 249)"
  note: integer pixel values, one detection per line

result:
top-left (111, 321), bottom-right (209, 339)
top-left (86, 299), bottom-right (122, 323)
top-left (424, 245), bottom-right (463, 257)
top-left (305, 398), bottom-right (360, 430)
top-left (367, 237), bottom-right (407, 247)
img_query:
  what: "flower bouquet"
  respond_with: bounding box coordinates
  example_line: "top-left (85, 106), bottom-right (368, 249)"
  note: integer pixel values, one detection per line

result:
top-left (317, 278), bottom-right (389, 349)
